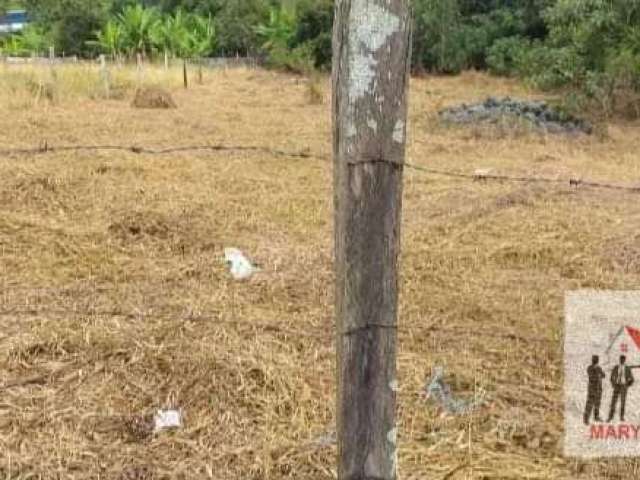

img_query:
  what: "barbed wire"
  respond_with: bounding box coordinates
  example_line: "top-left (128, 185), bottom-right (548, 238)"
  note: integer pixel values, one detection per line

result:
top-left (1, 141), bottom-right (639, 193)
top-left (0, 302), bottom-right (550, 345)
top-left (0, 306), bottom-right (330, 339)
top-left (0, 142), bottom-right (326, 160)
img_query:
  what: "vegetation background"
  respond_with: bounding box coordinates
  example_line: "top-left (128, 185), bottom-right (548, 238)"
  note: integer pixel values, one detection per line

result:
top-left (1, 1), bottom-right (639, 118)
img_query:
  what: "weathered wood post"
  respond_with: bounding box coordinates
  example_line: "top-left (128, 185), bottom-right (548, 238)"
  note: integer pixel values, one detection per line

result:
top-left (136, 52), bottom-right (144, 88)
top-left (183, 59), bottom-right (189, 89)
top-left (99, 54), bottom-right (110, 99)
top-left (332, 1), bottom-right (412, 479)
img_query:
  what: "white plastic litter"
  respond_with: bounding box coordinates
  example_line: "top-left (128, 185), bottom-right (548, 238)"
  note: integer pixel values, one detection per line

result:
top-left (473, 168), bottom-right (493, 180)
top-left (310, 431), bottom-right (337, 448)
top-left (153, 409), bottom-right (182, 432)
top-left (224, 248), bottom-right (260, 280)
top-left (424, 366), bottom-right (487, 415)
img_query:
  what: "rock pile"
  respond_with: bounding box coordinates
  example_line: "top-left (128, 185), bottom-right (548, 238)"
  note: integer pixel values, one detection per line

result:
top-left (439, 96), bottom-right (592, 134)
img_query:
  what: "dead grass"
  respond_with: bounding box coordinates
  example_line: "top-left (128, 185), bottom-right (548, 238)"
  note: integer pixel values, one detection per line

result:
top-left (1, 66), bottom-right (640, 479)
top-left (0, 61), bottom-right (191, 109)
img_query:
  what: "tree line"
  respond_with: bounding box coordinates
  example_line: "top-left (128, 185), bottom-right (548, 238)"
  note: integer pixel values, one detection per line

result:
top-left (1, 0), bottom-right (639, 116)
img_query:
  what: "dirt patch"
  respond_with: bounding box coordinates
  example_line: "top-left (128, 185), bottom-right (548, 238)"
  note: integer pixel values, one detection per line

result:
top-left (109, 211), bottom-right (171, 240)
top-left (107, 209), bottom-right (218, 256)
top-left (131, 86), bottom-right (177, 109)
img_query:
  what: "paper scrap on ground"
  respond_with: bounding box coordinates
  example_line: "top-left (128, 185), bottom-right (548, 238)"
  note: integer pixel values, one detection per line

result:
top-left (154, 409), bottom-right (182, 432)
top-left (310, 431), bottom-right (337, 448)
top-left (224, 247), bottom-right (260, 280)
top-left (425, 366), bottom-right (486, 415)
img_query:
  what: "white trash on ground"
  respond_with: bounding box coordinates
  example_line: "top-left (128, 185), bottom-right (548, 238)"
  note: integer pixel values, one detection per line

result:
top-left (310, 430), bottom-right (337, 448)
top-left (424, 366), bottom-right (487, 415)
top-left (153, 409), bottom-right (183, 432)
top-left (473, 168), bottom-right (494, 180)
top-left (224, 247), bottom-right (261, 280)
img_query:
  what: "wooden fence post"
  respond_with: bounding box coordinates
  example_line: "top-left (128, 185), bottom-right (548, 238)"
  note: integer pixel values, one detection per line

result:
top-left (99, 54), bottom-right (110, 99)
top-left (183, 59), bottom-right (188, 89)
top-left (332, 1), bottom-right (412, 479)
top-left (136, 52), bottom-right (144, 87)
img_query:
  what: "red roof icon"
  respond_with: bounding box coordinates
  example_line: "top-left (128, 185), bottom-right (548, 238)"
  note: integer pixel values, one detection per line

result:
top-left (626, 326), bottom-right (640, 350)
top-left (605, 325), bottom-right (640, 363)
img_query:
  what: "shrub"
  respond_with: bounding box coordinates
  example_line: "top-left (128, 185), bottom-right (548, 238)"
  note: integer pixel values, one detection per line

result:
top-left (293, 0), bottom-right (333, 70)
top-left (518, 44), bottom-right (586, 90)
top-left (213, 0), bottom-right (270, 56)
top-left (487, 36), bottom-right (531, 76)
top-left (263, 41), bottom-right (314, 75)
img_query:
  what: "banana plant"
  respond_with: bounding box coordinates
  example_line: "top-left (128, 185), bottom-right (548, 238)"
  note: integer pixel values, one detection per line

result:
top-left (187, 13), bottom-right (216, 59)
top-left (88, 20), bottom-right (124, 60)
top-left (1, 35), bottom-right (26, 57)
top-left (150, 8), bottom-right (191, 68)
top-left (116, 4), bottom-right (159, 58)
top-left (186, 14), bottom-right (216, 84)
top-left (254, 6), bottom-right (296, 51)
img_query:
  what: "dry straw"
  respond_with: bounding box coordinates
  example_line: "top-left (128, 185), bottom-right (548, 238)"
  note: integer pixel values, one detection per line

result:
top-left (1, 65), bottom-right (640, 479)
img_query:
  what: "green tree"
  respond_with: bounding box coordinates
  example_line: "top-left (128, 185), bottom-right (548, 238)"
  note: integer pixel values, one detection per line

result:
top-left (25, 0), bottom-right (111, 56)
top-left (293, 0), bottom-right (333, 69)
top-left (414, 0), bottom-right (469, 73)
top-left (213, 0), bottom-right (271, 56)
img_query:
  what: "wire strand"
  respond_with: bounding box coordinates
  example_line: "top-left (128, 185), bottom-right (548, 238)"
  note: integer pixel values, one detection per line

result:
top-left (2, 142), bottom-right (638, 193)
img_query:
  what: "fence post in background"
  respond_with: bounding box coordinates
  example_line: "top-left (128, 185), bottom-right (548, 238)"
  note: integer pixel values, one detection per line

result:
top-left (48, 45), bottom-right (57, 89)
top-left (183, 59), bottom-right (189, 89)
top-left (99, 54), bottom-right (111, 99)
top-left (136, 52), bottom-right (144, 88)
top-left (332, 0), bottom-right (412, 479)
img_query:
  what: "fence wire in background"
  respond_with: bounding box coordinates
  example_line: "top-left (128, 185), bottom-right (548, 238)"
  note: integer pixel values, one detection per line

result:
top-left (0, 142), bottom-right (639, 194)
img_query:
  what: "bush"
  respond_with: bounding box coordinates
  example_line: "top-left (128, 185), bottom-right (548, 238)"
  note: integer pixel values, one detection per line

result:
top-left (263, 41), bottom-right (315, 75)
top-left (24, 0), bottom-right (112, 57)
top-left (213, 0), bottom-right (270, 56)
top-left (293, 0), bottom-right (333, 70)
top-left (518, 44), bottom-right (586, 90)
top-left (487, 36), bottom-right (530, 76)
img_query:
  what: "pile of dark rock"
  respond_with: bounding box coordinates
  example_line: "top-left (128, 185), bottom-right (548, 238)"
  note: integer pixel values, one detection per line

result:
top-left (439, 96), bottom-right (592, 135)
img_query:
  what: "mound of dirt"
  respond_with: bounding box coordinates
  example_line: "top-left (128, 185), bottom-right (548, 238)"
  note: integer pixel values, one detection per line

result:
top-left (439, 96), bottom-right (592, 134)
top-left (131, 86), bottom-right (177, 109)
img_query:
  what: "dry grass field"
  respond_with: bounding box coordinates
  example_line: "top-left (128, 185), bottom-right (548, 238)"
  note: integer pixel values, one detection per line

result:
top-left (1, 62), bottom-right (640, 479)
